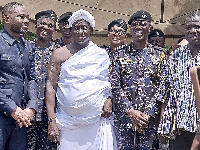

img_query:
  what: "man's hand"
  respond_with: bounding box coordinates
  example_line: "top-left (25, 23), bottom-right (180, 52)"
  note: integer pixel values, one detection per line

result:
top-left (191, 122), bottom-right (200, 150)
top-left (191, 133), bottom-right (200, 150)
top-left (11, 106), bottom-right (31, 128)
top-left (48, 120), bottom-right (60, 145)
top-left (24, 108), bottom-right (35, 121)
top-left (101, 97), bottom-right (112, 118)
top-left (128, 108), bottom-right (150, 134)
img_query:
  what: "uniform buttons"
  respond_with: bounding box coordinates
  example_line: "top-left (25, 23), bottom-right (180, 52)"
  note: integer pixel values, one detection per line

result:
top-left (2, 81), bottom-right (6, 84)
top-left (36, 115), bottom-right (40, 121)
top-left (37, 115), bottom-right (40, 119)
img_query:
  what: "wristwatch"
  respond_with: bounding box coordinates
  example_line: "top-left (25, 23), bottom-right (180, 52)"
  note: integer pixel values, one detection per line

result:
top-left (48, 117), bottom-right (56, 122)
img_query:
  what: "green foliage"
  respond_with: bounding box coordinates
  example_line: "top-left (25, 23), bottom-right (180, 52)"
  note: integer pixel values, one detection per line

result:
top-left (25, 31), bottom-right (36, 41)
top-left (165, 45), bottom-right (173, 54)
top-left (0, 20), bottom-right (3, 30)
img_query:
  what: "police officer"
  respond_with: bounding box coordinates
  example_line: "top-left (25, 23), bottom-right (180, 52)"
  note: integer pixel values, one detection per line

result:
top-left (56, 12), bottom-right (73, 46)
top-left (0, 2), bottom-right (37, 150)
top-left (110, 10), bottom-right (165, 149)
top-left (148, 29), bottom-right (165, 48)
top-left (26, 10), bottom-right (58, 150)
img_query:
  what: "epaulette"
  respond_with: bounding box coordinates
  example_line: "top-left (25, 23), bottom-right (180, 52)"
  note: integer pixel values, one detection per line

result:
top-left (155, 46), bottom-right (167, 53)
top-left (115, 44), bottom-right (128, 51)
top-left (99, 45), bottom-right (108, 49)
top-left (148, 43), bottom-right (167, 54)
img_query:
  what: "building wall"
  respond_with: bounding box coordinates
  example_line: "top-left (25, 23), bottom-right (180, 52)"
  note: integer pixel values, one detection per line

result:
top-left (1, 0), bottom-right (196, 47)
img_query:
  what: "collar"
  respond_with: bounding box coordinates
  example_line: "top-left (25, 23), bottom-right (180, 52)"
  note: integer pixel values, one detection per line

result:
top-left (32, 38), bottom-right (56, 51)
top-left (1, 29), bottom-right (26, 46)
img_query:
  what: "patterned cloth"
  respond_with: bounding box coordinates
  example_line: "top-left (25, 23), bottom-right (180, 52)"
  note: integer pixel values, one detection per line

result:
top-left (26, 40), bottom-right (59, 149)
top-left (27, 122), bottom-right (57, 150)
top-left (110, 43), bottom-right (166, 149)
top-left (55, 38), bottom-right (65, 47)
top-left (32, 40), bottom-right (59, 122)
top-left (100, 45), bottom-right (120, 63)
top-left (157, 45), bottom-right (199, 139)
top-left (100, 44), bottom-right (127, 112)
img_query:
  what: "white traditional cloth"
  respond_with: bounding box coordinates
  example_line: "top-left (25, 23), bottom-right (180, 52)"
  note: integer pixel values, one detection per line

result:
top-left (68, 9), bottom-right (95, 29)
top-left (56, 41), bottom-right (117, 150)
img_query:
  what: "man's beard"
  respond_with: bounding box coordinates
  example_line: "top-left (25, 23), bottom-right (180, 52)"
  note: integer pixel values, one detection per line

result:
top-left (10, 25), bottom-right (27, 35)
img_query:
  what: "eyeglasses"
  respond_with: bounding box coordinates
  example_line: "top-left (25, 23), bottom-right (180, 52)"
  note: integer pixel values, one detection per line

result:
top-left (109, 28), bottom-right (126, 36)
top-left (130, 21), bottom-right (149, 28)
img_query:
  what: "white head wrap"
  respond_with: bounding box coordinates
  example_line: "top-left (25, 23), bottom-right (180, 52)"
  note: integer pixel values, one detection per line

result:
top-left (68, 9), bottom-right (95, 29)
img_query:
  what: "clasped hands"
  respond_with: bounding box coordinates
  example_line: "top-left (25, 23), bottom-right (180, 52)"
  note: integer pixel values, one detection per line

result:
top-left (128, 108), bottom-right (150, 134)
top-left (11, 106), bottom-right (35, 128)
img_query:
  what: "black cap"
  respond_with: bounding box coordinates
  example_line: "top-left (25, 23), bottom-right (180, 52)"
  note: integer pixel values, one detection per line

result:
top-left (128, 10), bottom-right (152, 25)
top-left (148, 29), bottom-right (164, 39)
top-left (35, 10), bottom-right (57, 22)
top-left (58, 12), bottom-right (72, 23)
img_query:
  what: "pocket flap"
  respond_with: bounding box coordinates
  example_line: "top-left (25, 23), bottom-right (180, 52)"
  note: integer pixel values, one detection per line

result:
top-left (0, 78), bottom-right (15, 84)
top-left (0, 89), bottom-right (12, 96)
top-left (0, 54), bottom-right (15, 60)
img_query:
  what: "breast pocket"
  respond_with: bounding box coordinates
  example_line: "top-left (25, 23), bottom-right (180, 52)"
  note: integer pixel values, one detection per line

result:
top-left (123, 62), bottom-right (137, 75)
top-left (0, 54), bottom-right (15, 61)
top-left (0, 54), bottom-right (17, 71)
top-left (0, 78), bottom-right (14, 98)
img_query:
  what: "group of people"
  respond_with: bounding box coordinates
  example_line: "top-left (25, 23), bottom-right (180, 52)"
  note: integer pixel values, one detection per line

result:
top-left (0, 1), bottom-right (200, 150)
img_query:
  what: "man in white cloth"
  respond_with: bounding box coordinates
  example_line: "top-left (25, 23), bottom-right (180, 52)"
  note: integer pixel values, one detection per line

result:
top-left (45, 9), bottom-right (117, 150)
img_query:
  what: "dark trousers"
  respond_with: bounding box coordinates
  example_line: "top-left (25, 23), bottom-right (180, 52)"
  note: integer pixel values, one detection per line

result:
top-left (0, 123), bottom-right (27, 150)
top-left (169, 131), bottom-right (196, 150)
top-left (26, 121), bottom-right (57, 150)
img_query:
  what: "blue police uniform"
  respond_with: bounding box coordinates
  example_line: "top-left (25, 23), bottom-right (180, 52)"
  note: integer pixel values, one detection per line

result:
top-left (110, 43), bottom-right (166, 149)
top-left (0, 29), bottom-right (37, 150)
